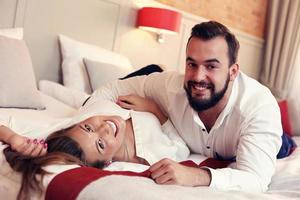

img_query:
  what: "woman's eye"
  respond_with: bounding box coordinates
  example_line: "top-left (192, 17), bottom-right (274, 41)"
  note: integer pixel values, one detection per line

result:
top-left (98, 140), bottom-right (105, 149)
top-left (84, 124), bottom-right (94, 132)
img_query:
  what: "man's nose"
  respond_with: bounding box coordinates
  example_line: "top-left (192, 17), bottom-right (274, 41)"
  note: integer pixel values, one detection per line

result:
top-left (193, 65), bottom-right (207, 81)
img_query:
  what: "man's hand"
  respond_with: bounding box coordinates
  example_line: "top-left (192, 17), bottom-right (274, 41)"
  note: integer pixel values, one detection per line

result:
top-left (117, 94), bottom-right (156, 112)
top-left (117, 94), bottom-right (167, 124)
top-left (149, 158), bottom-right (211, 186)
top-left (6, 134), bottom-right (47, 157)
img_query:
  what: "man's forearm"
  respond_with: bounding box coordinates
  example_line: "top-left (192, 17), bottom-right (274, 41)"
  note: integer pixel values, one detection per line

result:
top-left (150, 104), bottom-right (168, 125)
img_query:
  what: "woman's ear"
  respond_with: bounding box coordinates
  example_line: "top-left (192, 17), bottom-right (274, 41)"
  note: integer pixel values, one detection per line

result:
top-left (229, 63), bottom-right (239, 81)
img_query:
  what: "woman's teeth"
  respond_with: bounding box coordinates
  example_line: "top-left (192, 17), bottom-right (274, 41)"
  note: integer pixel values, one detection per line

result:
top-left (106, 121), bottom-right (117, 136)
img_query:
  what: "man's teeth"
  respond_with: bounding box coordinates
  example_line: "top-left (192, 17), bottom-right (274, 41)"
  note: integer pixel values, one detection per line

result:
top-left (194, 85), bottom-right (207, 90)
top-left (107, 121), bottom-right (117, 135)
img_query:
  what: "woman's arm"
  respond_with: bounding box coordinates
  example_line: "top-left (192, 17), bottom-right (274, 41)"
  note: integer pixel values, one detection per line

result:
top-left (0, 125), bottom-right (17, 143)
top-left (0, 125), bottom-right (47, 157)
top-left (117, 94), bottom-right (167, 125)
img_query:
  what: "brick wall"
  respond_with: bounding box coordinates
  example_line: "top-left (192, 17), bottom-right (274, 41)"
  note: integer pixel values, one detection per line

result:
top-left (154, 0), bottom-right (268, 38)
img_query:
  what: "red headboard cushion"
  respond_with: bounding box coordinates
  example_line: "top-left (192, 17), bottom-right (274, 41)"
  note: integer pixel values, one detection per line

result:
top-left (278, 100), bottom-right (292, 136)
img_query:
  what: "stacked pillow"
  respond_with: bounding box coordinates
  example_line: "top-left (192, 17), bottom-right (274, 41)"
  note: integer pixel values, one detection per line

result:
top-left (59, 35), bottom-right (133, 93)
top-left (0, 28), bottom-right (45, 109)
top-left (83, 58), bottom-right (130, 91)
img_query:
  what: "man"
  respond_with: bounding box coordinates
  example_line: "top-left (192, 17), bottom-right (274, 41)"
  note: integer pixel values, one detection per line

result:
top-left (84, 21), bottom-right (282, 192)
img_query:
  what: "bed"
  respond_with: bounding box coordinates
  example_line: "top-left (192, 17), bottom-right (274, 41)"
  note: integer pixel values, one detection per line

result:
top-left (1, 0), bottom-right (300, 199)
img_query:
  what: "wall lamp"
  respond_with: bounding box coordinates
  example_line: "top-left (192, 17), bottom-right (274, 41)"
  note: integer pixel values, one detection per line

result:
top-left (136, 7), bottom-right (181, 43)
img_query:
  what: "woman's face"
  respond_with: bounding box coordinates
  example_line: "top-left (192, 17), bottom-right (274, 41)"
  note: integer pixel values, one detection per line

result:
top-left (67, 115), bottom-right (126, 163)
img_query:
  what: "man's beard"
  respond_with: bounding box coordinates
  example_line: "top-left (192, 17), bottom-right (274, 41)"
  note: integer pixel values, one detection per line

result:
top-left (184, 74), bottom-right (230, 112)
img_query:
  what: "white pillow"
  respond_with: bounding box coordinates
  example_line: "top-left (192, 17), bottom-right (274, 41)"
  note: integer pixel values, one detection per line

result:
top-left (59, 35), bottom-right (133, 94)
top-left (83, 58), bottom-right (131, 91)
top-left (39, 80), bottom-right (89, 109)
top-left (0, 35), bottom-right (45, 109)
top-left (0, 27), bottom-right (23, 40)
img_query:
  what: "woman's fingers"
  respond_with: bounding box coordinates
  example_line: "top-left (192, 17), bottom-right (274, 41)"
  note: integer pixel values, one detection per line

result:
top-left (39, 143), bottom-right (48, 156)
top-left (14, 139), bottom-right (47, 157)
top-left (13, 138), bottom-right (30, 152)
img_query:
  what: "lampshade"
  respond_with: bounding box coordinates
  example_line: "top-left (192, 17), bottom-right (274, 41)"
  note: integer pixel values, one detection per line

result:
top-left (136, 7), bottom-right (181, 35)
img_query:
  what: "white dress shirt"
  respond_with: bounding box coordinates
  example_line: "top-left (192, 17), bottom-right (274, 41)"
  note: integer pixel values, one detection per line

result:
top-left (87, 71), bottom-right (282, 192)
top-left (78, 99), bottom-right (190, 165)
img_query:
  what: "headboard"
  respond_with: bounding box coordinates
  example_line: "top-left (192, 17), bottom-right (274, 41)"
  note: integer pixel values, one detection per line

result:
top-left (0, 0), bottom-right (264, 83)
top-left (0, 0), bottom-right (122, 83)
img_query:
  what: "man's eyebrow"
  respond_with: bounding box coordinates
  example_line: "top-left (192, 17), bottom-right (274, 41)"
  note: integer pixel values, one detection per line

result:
top-left (203, 58), bottom-right (220, 63)
top-left (186, 56), bottom-right (196, 62)
top-left (186, 57), bottom-right (220, 64)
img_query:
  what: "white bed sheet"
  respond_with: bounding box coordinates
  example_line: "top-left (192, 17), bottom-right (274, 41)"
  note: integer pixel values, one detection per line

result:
top-left (43, 139), bottom-right (300, 200)
top-left (76, 142), bottom-right (300, 200)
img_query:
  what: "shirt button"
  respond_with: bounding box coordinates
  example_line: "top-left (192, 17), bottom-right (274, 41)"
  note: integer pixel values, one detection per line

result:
top-left (206, 146), bottom-right (210, 149)
top-left (202, 128), bottom-right (206, 132)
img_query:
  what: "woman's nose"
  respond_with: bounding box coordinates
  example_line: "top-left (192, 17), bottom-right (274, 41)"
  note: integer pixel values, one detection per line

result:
top-left (100, 123), bottom-right (111, 136)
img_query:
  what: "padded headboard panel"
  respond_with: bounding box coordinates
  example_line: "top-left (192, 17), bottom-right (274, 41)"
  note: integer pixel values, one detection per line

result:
top-left (0, 0), bottom-right (121, 83)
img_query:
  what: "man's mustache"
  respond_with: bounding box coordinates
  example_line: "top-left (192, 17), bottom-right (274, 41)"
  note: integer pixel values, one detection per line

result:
top-left (188, 81), bottom-right (213, 89)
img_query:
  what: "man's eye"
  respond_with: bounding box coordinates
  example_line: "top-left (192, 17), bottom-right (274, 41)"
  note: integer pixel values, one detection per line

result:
top-left (98, 140), bottom-right (105, 149)
top-left (206, 64), bottom-right (216, 69)
top-left (84, 124), bottom-right (94, 132)
top-left (187, 62), bottom-right (197, 68)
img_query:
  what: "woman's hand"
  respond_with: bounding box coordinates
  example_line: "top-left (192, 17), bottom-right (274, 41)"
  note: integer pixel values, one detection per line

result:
top-left (117, 94), bottom-right (167, 124)
top-left (6, 134), bottom-right (47, 157)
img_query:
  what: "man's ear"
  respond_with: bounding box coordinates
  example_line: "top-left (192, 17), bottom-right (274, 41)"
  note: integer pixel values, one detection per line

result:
top-left (229, 63), bottom-right (239, 81)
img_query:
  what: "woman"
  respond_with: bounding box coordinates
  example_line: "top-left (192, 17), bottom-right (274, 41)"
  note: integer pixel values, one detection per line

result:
top-left (2, 95), bottom-right (190, 200)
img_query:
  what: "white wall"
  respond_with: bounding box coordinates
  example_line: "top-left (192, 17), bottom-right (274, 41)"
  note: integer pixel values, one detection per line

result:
top-left (114, 0), bottom-right (264, 79)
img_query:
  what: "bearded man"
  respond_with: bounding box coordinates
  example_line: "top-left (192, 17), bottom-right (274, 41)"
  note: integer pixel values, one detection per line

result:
top-left (85, 21), bottom-right (282, 192)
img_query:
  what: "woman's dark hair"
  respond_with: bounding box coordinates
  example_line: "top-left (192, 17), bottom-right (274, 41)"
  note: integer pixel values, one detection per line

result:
top-left (4, 125), bottom-right (105, 200)
top-left (187, 21), bottom-right (240, 66)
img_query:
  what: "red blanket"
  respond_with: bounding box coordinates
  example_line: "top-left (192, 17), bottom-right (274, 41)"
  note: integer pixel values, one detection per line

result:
top-left (46, 158), bottom-right (230, 200)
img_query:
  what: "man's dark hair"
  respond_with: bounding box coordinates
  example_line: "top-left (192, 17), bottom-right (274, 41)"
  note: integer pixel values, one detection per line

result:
top-left (187, 21), bottom-right (240, 66)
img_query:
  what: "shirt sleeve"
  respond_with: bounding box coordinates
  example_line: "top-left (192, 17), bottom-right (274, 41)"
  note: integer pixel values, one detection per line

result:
top-left (208, 102), bottom-right (282, 192)
top-left (83, 72), bottom-right (173, 115)
top-left (161, 119), bottom-right (190, 161)
top-left (84, 76), bottom-right (149, 107)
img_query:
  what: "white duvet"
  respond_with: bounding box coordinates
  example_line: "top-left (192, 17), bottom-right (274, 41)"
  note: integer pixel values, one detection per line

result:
top-left (74, 146), bottom-right (300, 200)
